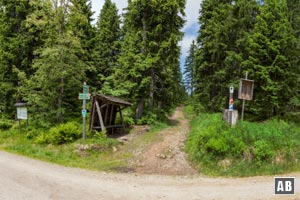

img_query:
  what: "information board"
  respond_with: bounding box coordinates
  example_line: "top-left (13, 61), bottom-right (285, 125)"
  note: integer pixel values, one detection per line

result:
top-left (17, 107), bottom-right (28, 120)
top-left (238, 79), bottom-right (254, 100)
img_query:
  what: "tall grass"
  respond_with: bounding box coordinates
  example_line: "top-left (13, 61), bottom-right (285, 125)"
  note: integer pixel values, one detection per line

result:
top-left (185, 106), bottom-right (300, 176)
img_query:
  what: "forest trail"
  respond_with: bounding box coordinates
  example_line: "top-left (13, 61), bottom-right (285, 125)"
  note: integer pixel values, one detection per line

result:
top-left (130, 107), bottom-right (197, 175)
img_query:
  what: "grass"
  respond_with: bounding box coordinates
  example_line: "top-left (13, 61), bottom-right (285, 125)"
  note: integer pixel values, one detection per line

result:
top-left (184, 105), bottom-right (300, 177)
top-left (0, 121), bottom-right (169, 172)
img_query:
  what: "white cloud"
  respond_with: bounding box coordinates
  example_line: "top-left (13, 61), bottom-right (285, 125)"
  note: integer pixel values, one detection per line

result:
top-left (90, 0), bottom-right (127, 21)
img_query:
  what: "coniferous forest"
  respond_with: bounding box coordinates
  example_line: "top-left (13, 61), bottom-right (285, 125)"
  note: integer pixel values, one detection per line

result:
top-left (185, 0), bottom-right (300, 121)
top-left (1, 0), bottom-right (300, 126)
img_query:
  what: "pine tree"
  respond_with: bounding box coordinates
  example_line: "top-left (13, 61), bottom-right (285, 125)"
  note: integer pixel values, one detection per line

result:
top-left (0, 0), bottom-right (40, 117)
top-left (69, 0), bottom-right (95, 84)
top-left (184, 40), bottom-right (197, 97)
top-left (242, 0), bottom-right (296, 118)
top-left (194, 0), bottom-right (236, 111)
top-left (104, 0), bottom-right (186, 120)
top-left (92, 0), bottom-right (120, 89)
top-left (24, 0), bottom-right (86, 123)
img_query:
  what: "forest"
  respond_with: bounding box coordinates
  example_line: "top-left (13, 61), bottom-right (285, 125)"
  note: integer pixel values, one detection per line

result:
top-left (1, 0), bottom-right (300, 126)
top-left (0, 0), bottom-right (185, 126)
top-left (185, 0), bottom-right (300, 121)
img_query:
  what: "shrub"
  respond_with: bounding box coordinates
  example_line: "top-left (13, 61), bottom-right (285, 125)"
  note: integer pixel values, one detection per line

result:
top-left (253, 140), bottom-right (274, 165)
top-left (185, 109), bottom-right (300, 176)
top-left (0, 119), bottom-right (13, 130)
top-left (137, 111), bottom-right (157, 125)
top-left (35, 121), bottom-right (81, 145)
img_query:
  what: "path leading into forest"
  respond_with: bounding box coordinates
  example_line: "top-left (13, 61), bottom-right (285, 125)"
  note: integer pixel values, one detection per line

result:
top-left (131, 107), bottom-right (197, 175)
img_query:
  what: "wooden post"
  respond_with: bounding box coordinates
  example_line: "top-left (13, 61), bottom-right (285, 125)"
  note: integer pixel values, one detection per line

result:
top-left (119, 106), bottom-right (125, 130)
top-left (90, 98), bottom-right (96, 131)
top-left (95, 100), bottom-right (105, 131)
top-left (241, 72), bottom-right (248, 121)
top-left (109, 104), bottom-right (114, 126)
top-left (18, 119), bottom-right (21, 133)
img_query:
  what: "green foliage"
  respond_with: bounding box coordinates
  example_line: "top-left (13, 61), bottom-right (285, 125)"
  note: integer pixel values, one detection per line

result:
top-left (253, 140), bottom-right (274, 166)
top-left (91, 0), bottom-right (120, 89)
top-left (35, 121), bottom-right (81, 145)
top-left (104, 0), bottom-right (186, 120)
top-left (185, 109), bottom-right (300, 176)
top-left (137, 111), bottom-right (158, 125)
top-left (193, 0), bottom-right (300, 120)
top-left (0, 119), bottom-right (13, 130)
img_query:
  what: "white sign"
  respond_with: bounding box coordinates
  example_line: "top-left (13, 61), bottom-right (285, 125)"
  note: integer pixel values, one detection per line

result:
top-left (17, 107), bottom-right (28, 120)
top-left (230, 86), bottom-right (234, 94)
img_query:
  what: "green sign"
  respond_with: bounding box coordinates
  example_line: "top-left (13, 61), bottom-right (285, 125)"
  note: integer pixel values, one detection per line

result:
top-left (79, 93), bottom-right (90, 100)
top-left (83, 85), bottom-right (89, 94)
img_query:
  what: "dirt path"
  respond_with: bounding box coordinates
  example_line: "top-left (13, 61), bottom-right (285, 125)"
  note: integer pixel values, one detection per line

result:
top-left (132, 107), bottom-right (196, 175)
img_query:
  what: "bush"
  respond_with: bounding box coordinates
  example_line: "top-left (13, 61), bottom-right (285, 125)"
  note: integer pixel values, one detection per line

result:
top-left (35, 121), bottom-right (81, 145)
top-left (0, 119), bottom-right (13, 130)
top-left (137, 111), bottom-right (158, 125)
top-left (253, 140), bottom-right (274, 165)
top-left (185, 110), bottom-right (300, 176)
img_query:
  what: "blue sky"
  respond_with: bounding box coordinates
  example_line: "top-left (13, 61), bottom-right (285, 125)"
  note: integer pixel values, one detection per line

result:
top-left (90, 0), bottom-right (202, 70)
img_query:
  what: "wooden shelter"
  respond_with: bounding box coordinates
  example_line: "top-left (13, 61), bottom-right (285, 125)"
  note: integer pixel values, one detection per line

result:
top-left (89, 94), bottom-right (132, 133)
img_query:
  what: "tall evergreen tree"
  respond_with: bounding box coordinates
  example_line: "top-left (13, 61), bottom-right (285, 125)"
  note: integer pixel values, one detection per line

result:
top-left (23, 0), bottom-right (86, 123)
top-left (184, 40), bottom-right (197, 97)
top-left (69, 0), bottom-right (95, 83)
top-left (92, 0), bottom-right (120, 89)
top-left (194, 0), bottom-right (236, 111)
top-left (106, 0), bottom-right (186, 120)
top-left (242, 0), bottom-right (296, 118)
top-left (0, 0), bottom-right (35, 116)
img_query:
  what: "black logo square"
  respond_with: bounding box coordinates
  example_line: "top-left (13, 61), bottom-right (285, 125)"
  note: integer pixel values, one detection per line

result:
top-left (275, 177), bottom-right (294, 195)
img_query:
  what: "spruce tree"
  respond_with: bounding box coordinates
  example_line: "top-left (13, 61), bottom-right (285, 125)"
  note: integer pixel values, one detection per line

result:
top-left (0, 0), bottom-right (45, 117)
top-left (69, 0), bottom-right (95, 84)
top-left (92, 0), bottom-right (120, 89)
top-left (194, 0), bottom-right (236, 111)
top-left (24, 0), bottom-right (86, 124)
top-left (184, 40), bottom-right (197, 97)
top-left (242, 0), bottom-right (296, 118)
top-left (107, 0), bottom-right (186, 120)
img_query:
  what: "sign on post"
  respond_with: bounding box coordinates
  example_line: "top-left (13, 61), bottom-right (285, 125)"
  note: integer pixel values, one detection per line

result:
top-left (82, 109), bottom-right (87, 118)
top-left (17, 107), bottom-right (28, 120)
top-left (238, 79), bottom-right (254, 100)
top-left (80, 82), bottom-right (90, 140)
top-left (83, 84), bottom-right (89, 94)
top-left (238, 72), bottom-right (254, 121)
top-left (79, 93), bottom-right (90, 100)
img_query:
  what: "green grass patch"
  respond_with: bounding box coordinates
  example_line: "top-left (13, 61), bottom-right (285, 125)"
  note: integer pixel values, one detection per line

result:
top-left (0, 119), bottom-right (170, 172)
top-left (185, 110), bottom-right (300, 177)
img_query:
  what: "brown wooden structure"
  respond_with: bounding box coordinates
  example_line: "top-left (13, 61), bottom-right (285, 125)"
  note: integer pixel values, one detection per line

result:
top-left (89, 94), bottom-right (132, 133)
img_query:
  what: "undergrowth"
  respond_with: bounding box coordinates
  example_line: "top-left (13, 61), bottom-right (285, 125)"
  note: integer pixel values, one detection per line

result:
top-left (184, 105), bottom-right (300, 177)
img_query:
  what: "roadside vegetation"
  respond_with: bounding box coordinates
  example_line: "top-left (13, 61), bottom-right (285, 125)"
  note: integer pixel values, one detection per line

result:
top-left (0, 118), bottom-right (168, 172)
top-left (184, 104), bottom-right (300, 177)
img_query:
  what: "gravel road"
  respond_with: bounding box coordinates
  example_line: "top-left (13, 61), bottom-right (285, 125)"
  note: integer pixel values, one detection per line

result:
top-left (0, 151), bottom-right (300, 200)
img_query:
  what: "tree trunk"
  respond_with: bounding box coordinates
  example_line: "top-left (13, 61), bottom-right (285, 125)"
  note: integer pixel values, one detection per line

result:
top-left (135, 98), bottom-right (144, 122)
top-left (149, 68), bottom-right (154, 109)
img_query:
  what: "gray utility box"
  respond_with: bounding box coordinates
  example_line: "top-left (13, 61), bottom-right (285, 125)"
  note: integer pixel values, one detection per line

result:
top-left (223, 109), bottom-right (238, 126)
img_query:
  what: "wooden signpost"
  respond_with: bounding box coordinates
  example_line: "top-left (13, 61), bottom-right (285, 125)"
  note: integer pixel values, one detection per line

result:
top-left (79, 82), bottom-right (90, 140)
top-left (238, 72), bottom-right (254, 121)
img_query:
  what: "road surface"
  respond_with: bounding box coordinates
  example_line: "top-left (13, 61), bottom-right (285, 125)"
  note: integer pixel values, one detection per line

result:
top-left (0, 151), bottom-right (299, 200)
